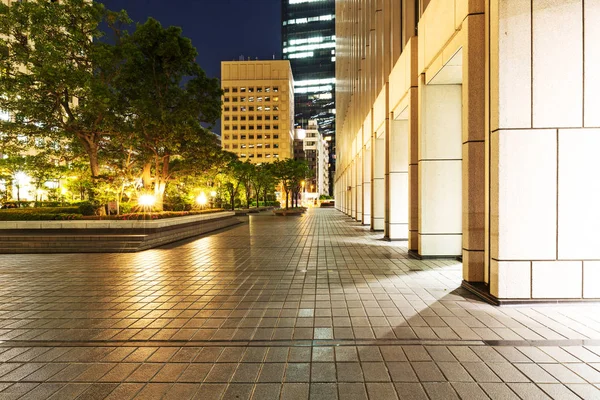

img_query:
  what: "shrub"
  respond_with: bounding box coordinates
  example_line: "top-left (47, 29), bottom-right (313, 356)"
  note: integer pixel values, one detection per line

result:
top-left (77, 201), bottom-right (97, 216)
top-left (0, 212), bottom-right (82, 221)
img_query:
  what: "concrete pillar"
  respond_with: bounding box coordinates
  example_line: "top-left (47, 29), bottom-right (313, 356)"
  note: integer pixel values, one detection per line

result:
top-left (371, 135), bottom-right (385, 231)
top-left (418, 81), bottom-right (462, 256)
top-left (385, 119), bottom-right (409, 240)
top-left (363, 145), bottom-right (372, 225)
top-left (356, 152), bottom-right (363, 222)
top-left (351, 159), bottom-right (356, 219)
top-left (486, 0), bottom-right (600, 301)
top-left (462, 14), bottom-right (486, 282)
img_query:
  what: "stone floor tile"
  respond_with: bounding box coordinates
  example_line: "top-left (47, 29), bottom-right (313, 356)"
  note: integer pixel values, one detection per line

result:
top-left (451, 382), bottom-right (490, 400)
top-left (337, 363), bottom-right (364, 382)
top-left (257, 363), bottom-right (285, 383)
top-left (177, 364), bottom-right (212, 383)
top-left (387, 362), bottom-right (418, 382)
top-left (280, 382), bottom-right (309, 400)
top-left (310, 382), bottom-right (337, 400)
top-left (338, 382), bottom-right (368, 400)
top-left (537, 383), bottom-right (580, 400)
top-left (462, 362), bottom-right (502, 383)
top-left (508, 383), bottom-right (552, 400)
top-left (191, 383), bottom-right (226, 400)
top-left (437, 362), bottom-right (473, 382)
top-left (311, 363), bottom-right (336, 382)
top-left (566, 383), bottom-right (600, 400)
top-left (222, 383), bottom-right (254, 400)
top-left (479, 383), bottom-right (520, 400)
top-left (47, 383), bottom-right (91, 400)
top-left (76, 383), bottom-right (119, 400)
top-left (566, 363), bottom-right (600, 383)
top-left (515, 363), bottom-right (558, 383)
top-left (249, 383), bottom-right (280, 400)
top-left (422, 382), bottom-right (460, 400)
top-left (411, 362), bottom-right (445, 382)
top-left (231, 363), bottom-right (261, 383)
top-left (17, 382), bottom-right (64, 400)
top-left (161, 383), bottom-right (200, 400)
top-left (486, 362), bottom-right (530, 383)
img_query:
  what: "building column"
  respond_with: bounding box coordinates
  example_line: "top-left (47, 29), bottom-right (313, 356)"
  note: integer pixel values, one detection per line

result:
top-left (356, 152), bottom-right (363, 222)
top-left (351, 159), bottom-right (357, 219)
top-left (371, 134), bottom-right (385, 231)
top-left (385, 119), bottom-right (409, 240)
top-left (485, 0), bottom-right (600, 301)
top-left (363, 144), bottom-right (372, 226)
top-left (418, 77), bottom-right (462, 256)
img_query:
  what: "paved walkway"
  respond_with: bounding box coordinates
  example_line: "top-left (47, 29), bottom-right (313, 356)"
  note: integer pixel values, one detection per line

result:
top-left (0, 208), bottom-right (599, 399)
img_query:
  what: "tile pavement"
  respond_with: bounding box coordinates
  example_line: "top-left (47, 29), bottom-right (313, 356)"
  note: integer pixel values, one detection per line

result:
top-left (0, 208), bottom-right (599, 398)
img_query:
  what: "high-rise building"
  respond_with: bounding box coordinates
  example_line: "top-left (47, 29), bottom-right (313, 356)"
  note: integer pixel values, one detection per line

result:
top-left (294, 120), bottom-right (329, 196)
top-left (282, 0), bottom-right (335, 193)
top-left (220, 60), bottom-right (295, 163)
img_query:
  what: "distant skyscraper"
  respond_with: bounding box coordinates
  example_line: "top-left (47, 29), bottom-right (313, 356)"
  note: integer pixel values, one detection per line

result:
top-left (282, 0), bottom-right (335, 194)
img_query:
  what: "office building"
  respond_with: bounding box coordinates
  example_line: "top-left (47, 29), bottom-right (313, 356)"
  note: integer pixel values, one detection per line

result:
top-left (335, 0), bottom-right (600, 303)
top-left (294, 119), bottom-right (330, 196)
top-left (220, 60), bottom-right (294, 163)
top-left (282, 0), bottom-right (336, 192)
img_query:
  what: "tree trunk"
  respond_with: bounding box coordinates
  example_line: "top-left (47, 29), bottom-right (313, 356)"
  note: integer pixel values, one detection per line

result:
top-left (285, 189), bottom-right (289, 210)
top-left (141, 163), bottom-right (152, 189)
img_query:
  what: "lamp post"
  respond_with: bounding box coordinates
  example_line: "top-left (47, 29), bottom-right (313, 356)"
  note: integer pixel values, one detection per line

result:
top-left (196, 192), bottom-right (207, 210)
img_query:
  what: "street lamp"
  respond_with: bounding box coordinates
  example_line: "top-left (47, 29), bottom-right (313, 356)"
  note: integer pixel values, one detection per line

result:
top-left (196, 192), bottom-right (207, 209)
top-left (138, 194), bottom-right (156, 209)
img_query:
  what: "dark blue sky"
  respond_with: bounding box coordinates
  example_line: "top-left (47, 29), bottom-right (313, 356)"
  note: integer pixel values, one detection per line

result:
top-left (99, 0), bottom-right (282, 80)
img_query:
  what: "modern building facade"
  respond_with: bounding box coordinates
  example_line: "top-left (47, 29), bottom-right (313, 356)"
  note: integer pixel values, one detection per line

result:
top-left (220, 60), bottom-right (295, 163)
top-left (294, 120), bottom-right (330, 195)
top-left (335, 0), bottom-right (600, 303)
top-left (282, 0), bottom-right (336, 192)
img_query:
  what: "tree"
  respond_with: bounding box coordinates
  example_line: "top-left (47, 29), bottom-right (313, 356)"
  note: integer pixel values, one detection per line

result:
top-left (118, 18), bottom-right (222, 210)
top-left (273, 159), bottom-right (308, 210)
top-left (251, 163), bottom-right (277, 207)
top-left (0, 0), bottom-right (130, 182)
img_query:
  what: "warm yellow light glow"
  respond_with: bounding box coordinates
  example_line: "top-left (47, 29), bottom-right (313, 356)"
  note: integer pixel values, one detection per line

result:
top-left (196, 192), bottom-right (207, 206)
top-left (61, 187), bottom-right (68, 195)
top-left (138, 194), bottom-right (156, 207)
top-left (210, 191), bottom-right (217, 197)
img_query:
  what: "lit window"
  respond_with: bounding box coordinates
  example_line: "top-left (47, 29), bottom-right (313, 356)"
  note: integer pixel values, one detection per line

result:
top-left (240, 97), bottom-right (246, 102)
top-left (273, 87), bottom-right (279, 92)
top-left (241, 87), bottom-right (246, 92)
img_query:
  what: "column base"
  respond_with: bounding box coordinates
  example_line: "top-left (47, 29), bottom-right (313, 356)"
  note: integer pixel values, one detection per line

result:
top-left (407, 250), bottom-right (460, 260)
top-left (461, 280), bottom-right (600, 306)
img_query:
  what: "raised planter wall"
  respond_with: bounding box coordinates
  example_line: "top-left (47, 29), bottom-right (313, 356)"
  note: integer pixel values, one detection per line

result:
top-left (0, 211), bottom-right (242, 254)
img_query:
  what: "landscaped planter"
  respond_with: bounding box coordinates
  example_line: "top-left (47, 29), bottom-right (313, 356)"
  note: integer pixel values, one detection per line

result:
top-left (273, 207), bottom-right (306, 216)
top-left (0, 211), bottom-right (242, 254)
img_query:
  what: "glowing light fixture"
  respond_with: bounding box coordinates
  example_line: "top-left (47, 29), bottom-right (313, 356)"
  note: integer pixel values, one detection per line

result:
top-left (196, 192), bottom-right (207, 206)
top-left (210, 191), bottom-right (217, 197)
top-left (138, 194), bottom-right (156, 207)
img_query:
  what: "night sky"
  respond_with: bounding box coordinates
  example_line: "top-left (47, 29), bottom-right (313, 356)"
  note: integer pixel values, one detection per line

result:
top-left (99, 0), bottom-right (283, 132)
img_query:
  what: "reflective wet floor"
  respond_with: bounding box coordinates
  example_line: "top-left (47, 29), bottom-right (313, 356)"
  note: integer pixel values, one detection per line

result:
top-left (0, 209), bottom-right (599, 399)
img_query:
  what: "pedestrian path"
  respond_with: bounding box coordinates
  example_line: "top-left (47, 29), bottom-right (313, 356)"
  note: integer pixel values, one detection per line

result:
top-left (0, 208), bottom-right (598, 399)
